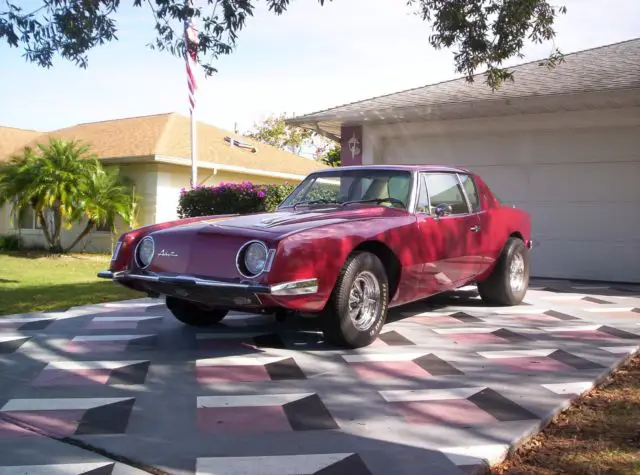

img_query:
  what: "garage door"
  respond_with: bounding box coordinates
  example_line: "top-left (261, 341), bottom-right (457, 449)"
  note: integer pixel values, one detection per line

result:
top-left (381, 125), bottom-right (640, 283)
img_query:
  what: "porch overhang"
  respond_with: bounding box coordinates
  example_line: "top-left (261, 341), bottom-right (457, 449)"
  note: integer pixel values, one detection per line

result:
top-left (287, 88), bottom-right (640, 139)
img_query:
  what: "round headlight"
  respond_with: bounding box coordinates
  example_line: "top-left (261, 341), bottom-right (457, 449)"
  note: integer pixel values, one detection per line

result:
top-left (136, 236), bottom-right (155, 268)
top-left (243, 241), bottom-right (268, 276)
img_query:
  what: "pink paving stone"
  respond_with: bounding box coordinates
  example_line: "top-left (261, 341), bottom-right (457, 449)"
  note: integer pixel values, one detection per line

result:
top-left (32, 368), bottom-right (112, 386)
top-left (444, 333), bottom-right (508, 344)
top-left (391, 399), bottom-right (499, 425)
top-left (197, 406), bottom-right (292, 434)
top-left (3, 410), bottom-right (84, 437)
top-left (349, 361), bottom-right (430, 379)
top-left (64, 341), bottom-right (129, 353)
top-left (368, 338), bottom-right (388, 347)
top-left (86, 321), bottom-right (140, 330)
top-left (196, 365), bottom-right (271, 383)
top-left (491, 357), bottom-right (574, 372)
top-left (506, 313), bottom-right (561, 322)
top-left (0, 420), bottom-right (41, 438)
top-left (552, 330), bottom-right (621, 341)
top-left (589, 311), bottom-right (640, 319)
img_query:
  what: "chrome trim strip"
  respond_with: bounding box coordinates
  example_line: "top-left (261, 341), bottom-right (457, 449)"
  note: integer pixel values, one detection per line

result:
top-left (110, 241), bottom-right (122, 262)
top-left (100, 270), bottom-right (319, 296)
top-left (264, 248), bottom-right (276, 272)
top-left (270, 278), bottom-right (318, 296)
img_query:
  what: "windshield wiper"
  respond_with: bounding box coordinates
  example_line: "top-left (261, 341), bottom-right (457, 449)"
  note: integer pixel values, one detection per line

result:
top-left (341, 197), bottom-right (406, 208)
top-left (292, 199), bottom-right (339, 210)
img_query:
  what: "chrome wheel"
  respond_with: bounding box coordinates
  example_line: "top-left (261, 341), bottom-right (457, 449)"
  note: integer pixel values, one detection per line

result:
top-left (348, 270), bottom-right (381, 331)
top-left (509, 252), bottom-right (525, 292)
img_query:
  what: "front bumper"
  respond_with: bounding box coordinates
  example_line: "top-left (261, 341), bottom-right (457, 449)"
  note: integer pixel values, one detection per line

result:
top-left (97, 270), bottom-right (318, 298)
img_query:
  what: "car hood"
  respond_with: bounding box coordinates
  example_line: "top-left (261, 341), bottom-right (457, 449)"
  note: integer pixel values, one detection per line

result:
top-left (154, 205), bottom-right (407, 240)
top-left (213, 205), bottom-right (406, 234)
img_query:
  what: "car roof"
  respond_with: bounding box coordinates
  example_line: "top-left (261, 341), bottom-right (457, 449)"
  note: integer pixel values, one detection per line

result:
top-left (312, 164), bottom-right (471, 174)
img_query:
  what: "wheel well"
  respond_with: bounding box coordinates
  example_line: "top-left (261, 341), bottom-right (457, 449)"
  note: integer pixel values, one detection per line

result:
top-left (510, 231), bottom-right (524, 241)
top-left (352, 240), bottom-right (401, 301)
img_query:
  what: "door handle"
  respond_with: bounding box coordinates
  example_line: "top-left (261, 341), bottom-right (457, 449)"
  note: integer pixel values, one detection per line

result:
top-left (470, 225), bottom-right (481, 233)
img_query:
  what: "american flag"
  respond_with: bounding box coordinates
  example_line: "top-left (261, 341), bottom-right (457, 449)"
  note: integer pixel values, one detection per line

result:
top-left (184, 15), bottom-right (199, 113)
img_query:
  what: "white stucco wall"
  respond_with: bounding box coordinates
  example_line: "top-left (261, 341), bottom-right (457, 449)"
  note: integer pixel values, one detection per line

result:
top-left (365, 106), bottom-right (640, 282)
top-left (155, 164), bottom-right (303, 223)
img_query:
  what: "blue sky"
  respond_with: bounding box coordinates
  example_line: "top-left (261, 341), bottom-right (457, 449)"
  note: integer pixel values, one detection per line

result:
top-left (0, 0), bottom-right (638, 134)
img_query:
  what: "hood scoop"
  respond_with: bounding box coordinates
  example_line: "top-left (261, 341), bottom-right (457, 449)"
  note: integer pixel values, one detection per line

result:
top-left (253, 213), bottom-right (295, 228)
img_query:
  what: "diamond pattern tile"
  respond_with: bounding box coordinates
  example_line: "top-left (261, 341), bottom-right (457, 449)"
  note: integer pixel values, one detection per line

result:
top-left (0, 280), bottom-right (639, 474)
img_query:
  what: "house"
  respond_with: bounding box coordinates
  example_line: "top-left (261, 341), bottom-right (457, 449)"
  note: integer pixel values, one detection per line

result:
top-left (287, 38), bottom-right (640, 283)
top-left (0, 112), bottom-right (328, 252)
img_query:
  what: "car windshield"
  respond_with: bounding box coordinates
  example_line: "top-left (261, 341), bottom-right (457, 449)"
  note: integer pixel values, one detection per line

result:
top-left (278, 169), bottom-right (412, 210)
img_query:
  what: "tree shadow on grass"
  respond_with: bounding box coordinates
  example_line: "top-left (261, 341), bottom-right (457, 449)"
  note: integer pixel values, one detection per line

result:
top-left (0, 281), bottom-right (140, 316)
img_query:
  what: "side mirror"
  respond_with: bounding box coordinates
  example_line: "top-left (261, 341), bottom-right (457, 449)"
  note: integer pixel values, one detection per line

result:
top-left (434, 203), bottom-right (452, 218)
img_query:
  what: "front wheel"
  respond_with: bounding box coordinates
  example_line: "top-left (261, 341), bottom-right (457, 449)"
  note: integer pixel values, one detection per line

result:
top-left (165, 296), bottom-right (228, 326)
top-left (477, 237), bottom-right (530, 306)
top-left (322, 251), bottom-right (389, 348)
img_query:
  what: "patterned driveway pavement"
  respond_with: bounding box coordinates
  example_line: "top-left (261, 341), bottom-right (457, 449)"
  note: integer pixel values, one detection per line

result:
top-left (1, 279), bottom-right (639, 475)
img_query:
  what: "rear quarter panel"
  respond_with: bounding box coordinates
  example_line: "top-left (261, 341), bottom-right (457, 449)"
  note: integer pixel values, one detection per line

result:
top-left (473, 174), bottom-right (532, 281)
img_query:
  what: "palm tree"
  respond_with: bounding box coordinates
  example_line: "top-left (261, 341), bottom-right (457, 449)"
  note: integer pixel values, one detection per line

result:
top-left (0, 138), bottom-right (139, 253)
top-left (67, 165), bottom-right (140, 252)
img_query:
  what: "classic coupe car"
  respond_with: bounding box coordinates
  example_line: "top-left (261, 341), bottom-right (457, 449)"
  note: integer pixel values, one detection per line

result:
top-left (99, 165), bottom-right (534, 348)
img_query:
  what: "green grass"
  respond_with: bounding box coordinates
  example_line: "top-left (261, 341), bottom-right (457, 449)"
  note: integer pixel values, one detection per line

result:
top-left (0, 251), bottom-right (141, 316)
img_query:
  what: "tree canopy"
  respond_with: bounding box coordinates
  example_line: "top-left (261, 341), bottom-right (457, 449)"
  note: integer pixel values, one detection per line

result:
top-left (246, 113), bottom-right (340, 166)
top-left (1, 0), bottom-right (566, 89)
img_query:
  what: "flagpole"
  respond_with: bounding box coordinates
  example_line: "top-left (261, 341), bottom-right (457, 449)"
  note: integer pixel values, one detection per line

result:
top-left (185, 0), bottom-right (198, 189)
top-left (190, 107), bottom-right (197, 188)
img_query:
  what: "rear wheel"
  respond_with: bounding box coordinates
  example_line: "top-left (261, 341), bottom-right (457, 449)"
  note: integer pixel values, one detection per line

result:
top-left (477, 237), bottom-right (530, 306)
top-left (322, 251), bottom-right (389, 348)
top-left (165, 296), bottom-right (228, 326)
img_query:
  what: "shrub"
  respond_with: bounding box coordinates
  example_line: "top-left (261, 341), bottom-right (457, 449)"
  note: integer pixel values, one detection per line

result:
top-left (0, 234), bottom-right (24, 251)
top-left (262, 183), bottom-right (296, 212)
top-left (177, 181), bottom-right (297, 218)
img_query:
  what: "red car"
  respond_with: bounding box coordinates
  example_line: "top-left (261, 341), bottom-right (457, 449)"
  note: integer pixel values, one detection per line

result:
top-left (99, 165), bottom-right (534, 348)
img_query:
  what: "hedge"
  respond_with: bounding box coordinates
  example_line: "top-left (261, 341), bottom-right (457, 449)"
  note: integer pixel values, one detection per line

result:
top-left (0, 234), bottom-right (24, 251)
top-left (177, 181), bottom-right (297, 218)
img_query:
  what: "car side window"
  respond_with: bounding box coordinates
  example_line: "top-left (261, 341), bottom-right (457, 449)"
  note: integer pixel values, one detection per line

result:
top-left (416, 173), bottom-right (430, 213)
top-left (424, 173), bottom-right (469, 215)
top-left (458, 174), bottom-right (480, 212)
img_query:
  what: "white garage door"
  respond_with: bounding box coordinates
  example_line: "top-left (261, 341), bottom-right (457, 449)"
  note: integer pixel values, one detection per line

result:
top-left (381, 125), bottom-right (640, 283)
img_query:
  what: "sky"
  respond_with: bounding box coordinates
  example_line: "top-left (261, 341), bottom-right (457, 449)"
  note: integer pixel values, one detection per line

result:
top-left (0, 0), bottom-right (638, 134)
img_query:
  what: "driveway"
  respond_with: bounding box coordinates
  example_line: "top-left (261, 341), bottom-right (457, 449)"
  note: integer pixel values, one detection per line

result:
top-left (0, 279), bottom-right (639, 475)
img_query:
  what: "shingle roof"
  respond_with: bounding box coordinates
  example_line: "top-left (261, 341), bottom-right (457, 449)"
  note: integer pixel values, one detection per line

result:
top-left (2, 113), bottom-right (328, 177)
top-left (287, 37), bottom-right (640, 125)
top-left (0, 126), bottom-right (44, 162)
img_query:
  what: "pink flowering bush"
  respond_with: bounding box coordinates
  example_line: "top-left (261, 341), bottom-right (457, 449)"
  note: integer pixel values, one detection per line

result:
top-left (177, 181), bottom-right (296, 218)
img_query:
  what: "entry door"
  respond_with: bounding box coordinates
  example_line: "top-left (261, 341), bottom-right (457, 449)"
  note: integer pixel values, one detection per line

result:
top-left (416, 172), bottom-right (482, 290)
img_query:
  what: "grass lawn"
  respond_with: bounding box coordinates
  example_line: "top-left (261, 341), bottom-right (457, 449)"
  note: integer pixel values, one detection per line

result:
top-left (493, 354), bottom-right (640, 475)
top-left (0, 251), bottom-right (141, 316)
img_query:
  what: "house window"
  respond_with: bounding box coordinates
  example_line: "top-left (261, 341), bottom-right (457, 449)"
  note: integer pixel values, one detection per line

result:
top-left (96, 218), bottom-right (113, 232)
top-left (13, 206), bottom-right (55, 230)
top-left (424, 172), bottom-right (470, 215)
top-left (16, 206), bottom-right (37, 229)
top-left (458, 174), bottom-right (480, 212)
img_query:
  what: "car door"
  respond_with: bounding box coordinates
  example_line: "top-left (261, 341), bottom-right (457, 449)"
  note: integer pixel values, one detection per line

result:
top-left (416, 172), bottom-right (482, 290)
top-left (457, 172), bottom-right (493, 276)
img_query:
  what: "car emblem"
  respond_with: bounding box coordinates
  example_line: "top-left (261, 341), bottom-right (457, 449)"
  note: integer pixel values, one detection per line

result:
top-left (158, 249), bottom-right (179, 257)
